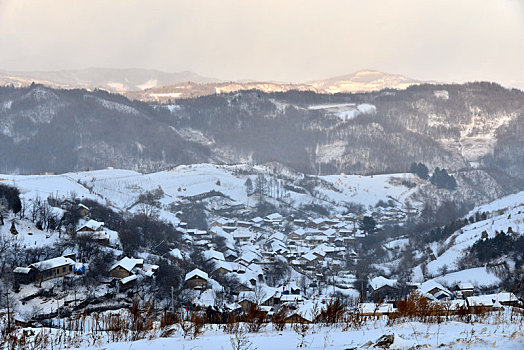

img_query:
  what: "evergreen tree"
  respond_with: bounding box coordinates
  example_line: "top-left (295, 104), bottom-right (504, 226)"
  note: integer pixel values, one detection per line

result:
top-left (359, 215), bottom-right (377, 234)
top-left (430, 167), bottom-right (457, 190)
top-left (410, 162), bottom-right (429, 180)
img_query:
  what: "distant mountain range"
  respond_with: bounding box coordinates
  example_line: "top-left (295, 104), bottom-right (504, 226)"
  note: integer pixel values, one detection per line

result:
top-left (1, 81), bottom-right (523, 207)
top-left (310, 70), bottom-right (426, 94)
top-left (0, 67), bottom-right (219, 92)
top-left (0, 68), bottom-right (431, 100)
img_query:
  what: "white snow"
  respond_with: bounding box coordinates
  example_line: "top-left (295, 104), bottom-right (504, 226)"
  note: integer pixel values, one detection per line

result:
top-left (308, 103), bottom-right (376, 121)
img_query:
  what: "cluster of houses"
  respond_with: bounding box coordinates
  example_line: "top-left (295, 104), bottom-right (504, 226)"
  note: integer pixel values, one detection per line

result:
top-left (12, 206), bottom-right (522, 324)
top-left (178, 212), bottom-right (365, 273)
top-left (174, 211), bottom-right (522, 322)
top-left (13, 218), bottom-right (155, 290)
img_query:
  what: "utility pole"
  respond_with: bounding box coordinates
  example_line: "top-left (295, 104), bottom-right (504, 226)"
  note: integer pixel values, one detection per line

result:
top-left (57, 299), bottom-right (60, 328)
top-left (5, 290), bottom-right (12, 333)
top-left (171, 286), bottom-right (174, 313)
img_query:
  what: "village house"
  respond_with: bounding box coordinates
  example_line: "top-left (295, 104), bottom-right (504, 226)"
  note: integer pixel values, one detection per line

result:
top-left (237, 220), bottom-right (252, 228)
top-left (232, 231), bottom-right (252, 244)
top-left (369, 276), bottom-right (398, 301)
top-left (237, 291), bottom-right (256, 312)
top-left (22, 256), bottom-right (77, 283)
top-left (76, 219), bottom-right (110, 245)
top-left (185, 269), bottom-right (208, 289)
top-left (466, 292), bottom-right (520, 312)
top-left (109, 257), bottom-right (144, 278)
top-left (211, 261), bottom-right (233, 277)
top-left (358, 302), bottom-right (396, 317)
top-left (265, 213), bottom-right (283, 223)
top-left (202, 249), bottom-right (225, 263)
top-left (13, 267), bottom-right (35, 285)
top-left (223, 249), bottom-right (238, 261)
top-left (283, 301), bottom-right (317, 324)
top-left (288, 228), bottom-right (307, 241)
top-left (76, 219), bottom-right (104, 233)
top-left (119, 274), bottom-right (138, 291)
top-left (454, 282), bottom-right (474, 298)
top-left (419, 281), bottom-right (453, 301)
top-left (299, 252), bottom-right (319, 269)
top-left (250, 217), bottom-right (264, 226)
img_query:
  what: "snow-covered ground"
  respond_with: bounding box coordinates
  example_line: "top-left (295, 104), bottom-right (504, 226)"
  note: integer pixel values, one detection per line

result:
top-left (413, 190), bottom-right (524, 283)
top-left (308, 103), bottom-right (376, 121)
top-left (19, 309), bottom-right (524, 349)
top-left (1, 164), bottom-right (421, 222)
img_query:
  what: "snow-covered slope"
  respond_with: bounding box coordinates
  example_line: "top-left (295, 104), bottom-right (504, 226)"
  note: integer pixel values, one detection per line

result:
top-left (310, 70), bottom-right (427, 93)
top-left (1, 164), bottom-right (423, 220)
top-left (413, 191), bottom-right (524, 284)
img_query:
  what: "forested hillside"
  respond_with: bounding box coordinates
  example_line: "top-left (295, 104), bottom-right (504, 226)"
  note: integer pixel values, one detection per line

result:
top-left (1, 82), bottom-right (523, 193)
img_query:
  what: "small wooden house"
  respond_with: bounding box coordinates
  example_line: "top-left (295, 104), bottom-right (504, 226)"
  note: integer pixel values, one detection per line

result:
top-left (29, 256), bottom-right (76, 282)
top-left (109, 257), bottom-right (143, 278)
top-left (456, 282), bottom-right (474, 298)
top-left (185, 269), bottom-right (208, 290)
top-left (119, 274), bottom-right (138, 291)
top-left (14, 267), bottom-right (35, 284)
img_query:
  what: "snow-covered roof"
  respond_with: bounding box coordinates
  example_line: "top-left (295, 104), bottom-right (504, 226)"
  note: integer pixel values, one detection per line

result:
top-left (301, 252), bottom-right (318, 262)
top-left (29, 256), bottom-right (75, 271)
top-left (215, 218), bottom-right (229, 225)
top-left (238, 291), bottom-right (256, 303)
top-left (14, 267), bottom-right (32, 274)
top-left (120, 274), bottom-right (138, 285)
top-left (268, 232), bottom-right (286, 242)
top-left (467, 292), bottom-right (518, 307)
top-left (203, 249), bottom-right (225, 262)
top-left (322, 228), bottom-right (336, 236)
top-left (288, 300), bottom-right (318, 322)
top-left (224, 249), bottom-right (238, 258)
top-left (266, 213), bottom-right (283, 221)
top-left (280, 294), bottom-right (303, 302)
top-left (251, 217), bottom-right (264, 223)
top-left (419, 280), bottom-right (450, 295)
top-left (306, 235), bottom-right (329, 242)
top-left (369, 276), bottom-right (398, 290)
top-left (236, 250), bottom-right (259, 264)
top-left (110, 257), bottom-right (143, 272)
top-left (233, 232), bottom-right (251, 239)
top-left (169, 248), bottom-right (183, 260)
top-left (312, 218), bottom-right (325, 225)
top-left (359, 303), bottom-right (396, 314)
top-left (457, 282), bottom-right (474, 290)
top-left (291, 228), bottom-right (307, 237)
top-left (247, 263), bottom-right (264, 276)
top-left (185, 268), bottom-right (208, 281)
top-left (78, 219), bottom-right (104, 231)
top-left (213, 260), bottom-right (233, 272)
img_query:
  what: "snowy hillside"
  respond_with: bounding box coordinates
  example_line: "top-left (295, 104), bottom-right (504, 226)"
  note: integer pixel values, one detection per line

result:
top-left (310, 69), bottom-right (426, 93)
top-left (413, 190), bottom-right (524, 285)
top-left (1, 164), bottom-right (423, 222)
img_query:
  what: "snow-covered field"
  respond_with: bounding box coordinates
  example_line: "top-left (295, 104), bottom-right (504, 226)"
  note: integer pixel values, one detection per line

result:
top-left (0, 164), bottom-right (421, 221)
top-left (308, 103), bottom-right (376, 121)
top-left (17, 310), bottom-right (524, 350)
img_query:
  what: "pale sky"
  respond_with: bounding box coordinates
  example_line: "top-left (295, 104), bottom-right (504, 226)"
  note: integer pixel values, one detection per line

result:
top-left (0, 0), bottom-right (523, 87)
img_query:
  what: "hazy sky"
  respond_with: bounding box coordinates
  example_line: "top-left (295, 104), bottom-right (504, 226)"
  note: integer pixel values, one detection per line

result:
top-left (0, 0), bottom-right (523, 87)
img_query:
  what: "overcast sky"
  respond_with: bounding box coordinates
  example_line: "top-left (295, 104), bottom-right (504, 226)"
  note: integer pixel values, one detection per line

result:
top-left (0, 0), bottom-right (523, 87)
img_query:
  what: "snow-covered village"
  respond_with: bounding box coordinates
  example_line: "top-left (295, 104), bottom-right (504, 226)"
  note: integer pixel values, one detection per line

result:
top-left (0, 163), bottom-right (523, 349)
